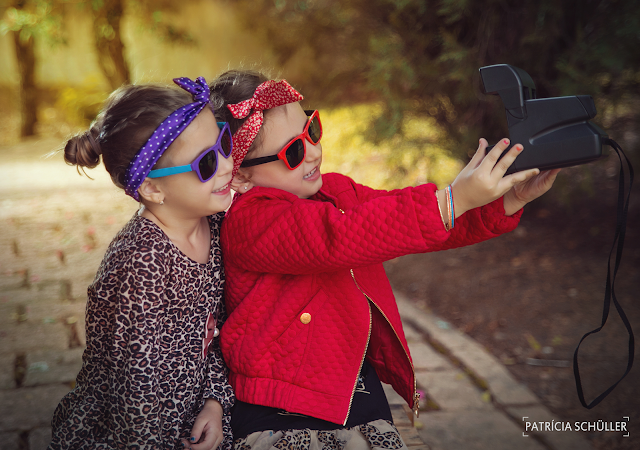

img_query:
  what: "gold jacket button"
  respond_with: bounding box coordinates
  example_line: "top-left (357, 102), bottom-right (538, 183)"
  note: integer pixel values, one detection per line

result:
top-left (300, 313), bottom-right (312, 324)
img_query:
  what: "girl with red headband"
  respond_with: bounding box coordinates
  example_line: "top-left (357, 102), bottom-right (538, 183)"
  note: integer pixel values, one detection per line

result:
top-left (210, 70), bottom-right (559, 449)
top-left (49, 78), bottom-right (235, 450)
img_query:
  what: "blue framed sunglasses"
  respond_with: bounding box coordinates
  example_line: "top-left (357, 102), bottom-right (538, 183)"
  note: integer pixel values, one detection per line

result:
top-left (148, 122), bottom-right (233, 182)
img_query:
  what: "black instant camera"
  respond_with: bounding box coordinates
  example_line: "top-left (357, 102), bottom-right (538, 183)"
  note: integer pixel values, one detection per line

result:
top-left (479, 64), bottom-right (608, 174)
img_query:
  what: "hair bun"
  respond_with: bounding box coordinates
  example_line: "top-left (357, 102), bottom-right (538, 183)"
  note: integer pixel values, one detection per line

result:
top-left (64, 129), bottom-right (102, 169)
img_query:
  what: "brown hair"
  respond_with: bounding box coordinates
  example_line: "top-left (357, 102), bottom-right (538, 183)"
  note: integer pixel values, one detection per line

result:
top-left (64, 84), bottom-right (192, 189)
top-left (209, 70), bottom-right (270, 155)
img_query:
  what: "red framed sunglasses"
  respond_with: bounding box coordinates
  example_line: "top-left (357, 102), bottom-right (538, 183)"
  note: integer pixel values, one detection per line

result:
top-left (241, 110), bottom-right (322, 170)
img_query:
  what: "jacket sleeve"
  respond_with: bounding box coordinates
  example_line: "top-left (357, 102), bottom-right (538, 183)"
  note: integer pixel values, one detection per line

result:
top-left (106, 252), bottom-right (167, 449)
top-left (223, 179), bottom-right (521, 275)
top-left (351, 177), bottom-right (523, 251)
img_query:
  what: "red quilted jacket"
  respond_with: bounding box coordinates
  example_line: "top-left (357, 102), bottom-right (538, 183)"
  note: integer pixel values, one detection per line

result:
top-left (220, 173), bottom-right (522, 425)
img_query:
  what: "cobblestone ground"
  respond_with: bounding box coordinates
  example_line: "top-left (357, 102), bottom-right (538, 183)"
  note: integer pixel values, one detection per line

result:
top-left (0, 139), bottom-right (429, 449)
top-left (0, 138), bottom-right (139, 449)
top-left (8, 136), bottom-right (605, 450)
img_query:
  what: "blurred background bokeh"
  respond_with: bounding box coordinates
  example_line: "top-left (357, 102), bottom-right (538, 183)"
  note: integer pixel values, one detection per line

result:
top-left (1, 1), bottom-right (639, 449)
top-left (2, 0), bottom-right (638, 190)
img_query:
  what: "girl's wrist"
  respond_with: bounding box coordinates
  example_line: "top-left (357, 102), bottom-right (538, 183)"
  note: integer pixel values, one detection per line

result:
top-left (435, 189), bottom-right (450, 231)
top-left (203, 398), bottom-right (223, 415)
top-left (447, 184), bottom-right (469, 218)
top-left (503, 190), bottom-right (526, 216)
top-left (436, 186), bottom-right (465, 231)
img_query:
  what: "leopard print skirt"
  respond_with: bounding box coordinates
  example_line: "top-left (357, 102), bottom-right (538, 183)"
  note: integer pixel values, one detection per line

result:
top-left (234, 419), bottom-right (407, 450)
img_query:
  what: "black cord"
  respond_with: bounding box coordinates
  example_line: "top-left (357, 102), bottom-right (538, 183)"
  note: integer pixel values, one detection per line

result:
top-left (572, 138), bottom-right (635, 409)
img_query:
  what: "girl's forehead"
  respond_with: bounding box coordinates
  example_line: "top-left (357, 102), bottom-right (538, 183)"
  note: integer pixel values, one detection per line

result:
top-left (163, 110), bottom-right (218, 164)
top-left (265, 102), bottom-right (299, 120)
top-left (265, 103), bottom-right (306, 128)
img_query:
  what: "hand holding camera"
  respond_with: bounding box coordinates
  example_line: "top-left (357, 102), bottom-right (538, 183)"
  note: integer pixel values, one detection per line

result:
top-left (503, 167), bottom-right (561, 215)
top-left (450, 137), bottom-right (558, 217)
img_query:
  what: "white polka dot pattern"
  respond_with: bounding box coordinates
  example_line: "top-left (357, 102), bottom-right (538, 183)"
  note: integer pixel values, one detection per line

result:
top-left (124, 76), bottom-right (213, 201)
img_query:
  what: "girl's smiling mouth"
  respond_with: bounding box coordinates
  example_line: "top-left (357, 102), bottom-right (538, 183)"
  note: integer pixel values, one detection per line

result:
top-left (212, 181), bottom-right (231, 194)
top-left (303, 166), bottom-right (320, 180)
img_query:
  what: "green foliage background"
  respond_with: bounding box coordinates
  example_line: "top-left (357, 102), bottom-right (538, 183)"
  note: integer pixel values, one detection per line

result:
top-left (2, 0), bottom-right (638, 192)
top-left (231, 0), bottom-right (640, 161)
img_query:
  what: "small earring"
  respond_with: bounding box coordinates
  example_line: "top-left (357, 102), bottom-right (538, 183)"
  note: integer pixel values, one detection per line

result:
top-left (244, 186), bottom-right (248, 191)
top-left (159, 200), bottom-right (164, 205)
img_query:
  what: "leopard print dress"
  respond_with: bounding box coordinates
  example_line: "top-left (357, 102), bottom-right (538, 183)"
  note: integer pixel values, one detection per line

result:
top-left (235, 419), bottom-right (407, 450)
top-left (49, 212), bottom-right (234, 450)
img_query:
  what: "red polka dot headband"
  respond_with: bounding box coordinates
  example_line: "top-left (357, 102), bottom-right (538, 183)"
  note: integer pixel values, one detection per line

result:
top-left (227, 80), bottom-right (303, 177)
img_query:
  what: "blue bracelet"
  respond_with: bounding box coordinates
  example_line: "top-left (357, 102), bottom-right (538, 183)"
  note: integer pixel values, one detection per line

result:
top-left (447, 185), bottom-right (455, 229)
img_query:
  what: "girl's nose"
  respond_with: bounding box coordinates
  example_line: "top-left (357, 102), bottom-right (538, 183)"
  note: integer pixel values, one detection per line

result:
top-left (305, 141), bottom-right (322, 162)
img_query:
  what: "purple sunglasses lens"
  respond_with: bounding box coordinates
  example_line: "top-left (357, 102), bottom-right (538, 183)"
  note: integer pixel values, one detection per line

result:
top-left (220, 128), bottom-right (232, 157)
top-left (195, 126), bottom-right (233, 182)
top-left (197, 150), bottom-right (217, 182)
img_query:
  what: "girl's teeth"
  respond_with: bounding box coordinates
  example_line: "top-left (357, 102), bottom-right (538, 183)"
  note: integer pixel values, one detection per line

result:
top-left (213, 183), bottom-right (228, 193)
top-left (304, 167), bottom-right (317, 179)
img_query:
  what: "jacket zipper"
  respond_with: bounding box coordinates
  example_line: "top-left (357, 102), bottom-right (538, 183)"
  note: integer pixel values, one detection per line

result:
top-left (339, 208), bottom-right (373, 425)
top-left (339, 207), bottom-right (417, 421)
top-left (350, 268), bottom-right (420, 418)
top-left (369, 299), bottom-right (420, 417)
top-left (345, 269), bottom-right (372, 426)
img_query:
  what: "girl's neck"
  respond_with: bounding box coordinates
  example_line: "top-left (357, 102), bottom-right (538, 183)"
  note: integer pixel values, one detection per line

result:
top-left (139, 205), bottom-right (211, 264)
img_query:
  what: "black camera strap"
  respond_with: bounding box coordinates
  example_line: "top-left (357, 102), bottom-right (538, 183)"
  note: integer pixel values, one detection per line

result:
top-left (573, 138), bottom-right (635, 409)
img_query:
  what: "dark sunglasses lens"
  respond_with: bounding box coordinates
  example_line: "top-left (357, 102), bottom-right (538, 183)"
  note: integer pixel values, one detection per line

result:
top-left (198, 149), bottom-right (217, 181)
top-left (220, 130), bottom-right (232, 157)
top-left (308, 116), bottom-right (321, 143)
top-left (285, 139), bottom-right (305, 168)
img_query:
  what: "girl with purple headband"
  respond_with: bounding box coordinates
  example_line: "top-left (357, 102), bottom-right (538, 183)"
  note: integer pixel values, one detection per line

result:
top-left (49, 77), bottom-right (235, 450)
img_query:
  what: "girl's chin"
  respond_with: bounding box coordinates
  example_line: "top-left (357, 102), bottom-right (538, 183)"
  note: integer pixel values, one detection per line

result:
top-left (304, 175), bottom-right (323, 198)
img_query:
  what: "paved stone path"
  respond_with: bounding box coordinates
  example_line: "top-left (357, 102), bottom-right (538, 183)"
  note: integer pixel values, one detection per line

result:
top-left (0, 139), bottom-right (594, 449)
top-left (392, 294), bottom-right (593, 450)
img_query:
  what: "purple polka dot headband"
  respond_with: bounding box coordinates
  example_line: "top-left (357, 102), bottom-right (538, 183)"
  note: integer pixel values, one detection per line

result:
top-left (124, 76), bottom-right (212, 200)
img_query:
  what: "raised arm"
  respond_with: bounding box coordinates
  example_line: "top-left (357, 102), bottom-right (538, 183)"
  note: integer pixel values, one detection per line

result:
top-left (223, 171), bottom-right (524, 275)
top-left (223, 183), bottom-right (446, 274)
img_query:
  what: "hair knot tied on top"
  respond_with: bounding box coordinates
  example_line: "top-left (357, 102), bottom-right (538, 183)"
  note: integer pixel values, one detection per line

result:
top-left (175, 77), bottom-right (211, 104)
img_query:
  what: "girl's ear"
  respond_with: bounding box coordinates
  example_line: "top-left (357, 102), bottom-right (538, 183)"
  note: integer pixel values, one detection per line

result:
top-left (138, 178), bottom-right (166, 205)
top-left (231, 169), bottom-right (253, 193)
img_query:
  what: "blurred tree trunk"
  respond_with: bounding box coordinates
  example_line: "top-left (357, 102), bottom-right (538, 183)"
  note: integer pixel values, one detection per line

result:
top-left (92, 0), bottom-right (130, 90)
top-left (12, 0), bottom-right (37, 137)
